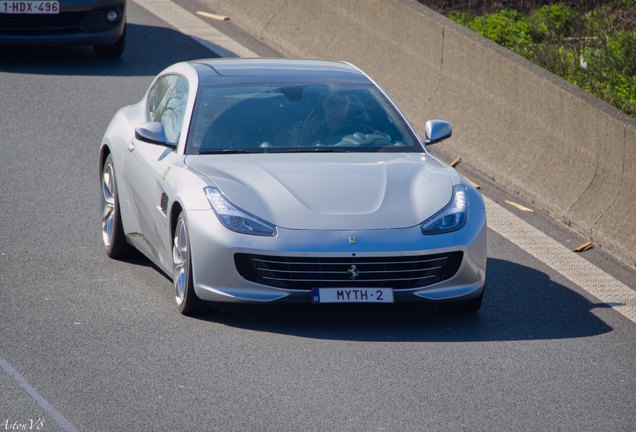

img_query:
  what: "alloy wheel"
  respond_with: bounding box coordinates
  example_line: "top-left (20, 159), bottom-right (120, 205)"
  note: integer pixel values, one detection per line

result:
top-left (173, 218), bottom-right (189, 306)
top-left (101, 163), bottom-right (116, 248)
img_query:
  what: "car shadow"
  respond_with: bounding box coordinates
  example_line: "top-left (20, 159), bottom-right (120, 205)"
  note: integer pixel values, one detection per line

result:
top-left (0, 23), bottom-right (216, 76)
top-left (190, 257), bottom-right (613, 342)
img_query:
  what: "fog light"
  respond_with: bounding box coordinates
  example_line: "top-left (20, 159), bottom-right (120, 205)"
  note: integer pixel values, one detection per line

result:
top-left (106, 10), bottom-right (119, 22)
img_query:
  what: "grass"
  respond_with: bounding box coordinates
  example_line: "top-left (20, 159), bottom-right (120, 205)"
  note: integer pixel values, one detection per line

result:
top-left (425, 0), bottom-right (636, 118)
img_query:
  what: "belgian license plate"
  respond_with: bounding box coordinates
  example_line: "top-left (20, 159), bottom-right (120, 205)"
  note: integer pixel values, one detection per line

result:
top-left (311, 288), bottom-right (394, 304)
top-left (1, 1), bottom-right (60, 14)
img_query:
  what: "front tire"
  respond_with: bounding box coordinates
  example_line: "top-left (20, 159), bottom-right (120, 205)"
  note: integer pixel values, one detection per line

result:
top-left (101, 154), bottom-right (132, 258)
top-left (173, 212), bottom-right (204, 316)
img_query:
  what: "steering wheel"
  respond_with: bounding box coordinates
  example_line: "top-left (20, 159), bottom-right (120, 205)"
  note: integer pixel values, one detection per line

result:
top-left (325, 123), bottom-right (375, 145)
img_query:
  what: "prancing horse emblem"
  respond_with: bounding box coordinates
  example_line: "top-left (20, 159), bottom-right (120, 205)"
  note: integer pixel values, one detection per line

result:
top-left (347, 265), bottom-right (360, 280)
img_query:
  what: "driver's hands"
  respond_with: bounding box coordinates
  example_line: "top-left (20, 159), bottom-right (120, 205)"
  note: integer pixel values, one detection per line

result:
top-left (373, 130), bottom-right (390, 140)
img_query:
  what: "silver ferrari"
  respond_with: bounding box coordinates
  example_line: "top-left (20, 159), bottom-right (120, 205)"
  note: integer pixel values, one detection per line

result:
top-left (99, 58), bottom-right (486, 315)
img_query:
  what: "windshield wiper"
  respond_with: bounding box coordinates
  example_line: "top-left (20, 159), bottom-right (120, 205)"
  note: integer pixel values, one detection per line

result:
top-left (199, 148), bottom-right (253, 154)
top-left (198, 147), bottom-right (351, 155)
top-left (276, 147), bottom-right (347, 153)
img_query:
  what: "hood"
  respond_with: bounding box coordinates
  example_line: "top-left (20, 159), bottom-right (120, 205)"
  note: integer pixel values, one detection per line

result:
top-left (186, 153), bottom-right (453, 230)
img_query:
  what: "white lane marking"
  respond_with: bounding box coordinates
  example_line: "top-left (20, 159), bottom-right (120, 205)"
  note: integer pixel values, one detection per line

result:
top-left (132, 0), bottom-right (258, 58)
top-left (485, 196), bottom-right (636, 323)
top-left (0, 357), bottom-right (79, 432)
top-left (133, 0), bottom-right (636, 323)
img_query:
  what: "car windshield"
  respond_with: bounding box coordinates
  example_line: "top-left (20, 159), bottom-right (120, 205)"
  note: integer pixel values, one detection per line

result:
top-left (185, 83), bottom-right (423, 154)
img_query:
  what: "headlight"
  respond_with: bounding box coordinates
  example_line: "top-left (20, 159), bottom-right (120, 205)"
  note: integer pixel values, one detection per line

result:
top-left (204, 187), bottom-right (277, 237)
top-left (420, 185), bottom-right (468, 235)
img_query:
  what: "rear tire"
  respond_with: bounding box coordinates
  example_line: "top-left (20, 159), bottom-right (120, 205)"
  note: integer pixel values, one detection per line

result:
top-left (94, 25), bottom-right (126, 58)
top-left (173, 212), bottom-right (205, 316)
top-left (101, 154), bottom-right (133, 258)
top-left (438, 287), bottom-right (484, 314)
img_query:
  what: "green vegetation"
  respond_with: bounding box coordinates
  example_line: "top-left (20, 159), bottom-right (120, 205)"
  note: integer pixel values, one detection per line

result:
top-left (445, 0), bottom-right (636, 117)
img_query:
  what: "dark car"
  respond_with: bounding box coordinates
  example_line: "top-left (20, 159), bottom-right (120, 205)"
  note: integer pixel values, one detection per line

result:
top-left (0, 0), bottom-right (126, 57)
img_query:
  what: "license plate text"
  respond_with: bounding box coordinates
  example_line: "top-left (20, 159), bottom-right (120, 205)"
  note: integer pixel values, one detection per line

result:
top-left (1, 1), bottom-right (60, 14)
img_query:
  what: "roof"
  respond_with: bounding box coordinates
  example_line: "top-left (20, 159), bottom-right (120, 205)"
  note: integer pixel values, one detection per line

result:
top-left (189, 58), bottom-right (374, 86)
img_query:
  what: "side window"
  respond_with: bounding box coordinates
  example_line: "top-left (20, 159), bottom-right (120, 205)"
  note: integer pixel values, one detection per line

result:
top-left (147, 75), bottom-right (189, 144)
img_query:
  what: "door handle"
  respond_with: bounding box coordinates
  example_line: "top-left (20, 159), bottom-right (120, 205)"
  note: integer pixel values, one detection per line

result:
top-left (128, 142), bottom-right (135, 152)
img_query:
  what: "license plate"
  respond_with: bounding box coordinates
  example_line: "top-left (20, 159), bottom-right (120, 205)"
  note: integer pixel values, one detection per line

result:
top-left (1, 1), bottom-right (60, 14)
top-left (311, 288), bottom-right (394, 304)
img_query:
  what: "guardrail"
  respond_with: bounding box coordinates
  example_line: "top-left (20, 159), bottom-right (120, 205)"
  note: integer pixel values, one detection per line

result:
top-left (209, 0), bottom-right (636, 266)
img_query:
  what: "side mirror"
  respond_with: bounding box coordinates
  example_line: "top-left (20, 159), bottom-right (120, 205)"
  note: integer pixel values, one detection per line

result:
top-left (424, 120), bottom-right (452, 144)
top-left (134, 122), bottom-right (175, 147)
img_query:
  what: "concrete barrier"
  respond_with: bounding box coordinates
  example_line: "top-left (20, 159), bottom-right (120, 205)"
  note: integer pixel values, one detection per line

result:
top-left (205, 0), bottom-right (636, 266)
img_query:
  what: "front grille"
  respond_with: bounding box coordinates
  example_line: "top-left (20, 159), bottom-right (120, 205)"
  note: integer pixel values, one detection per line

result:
top-left (234, 252), bottom-right (463, 290)
top-left (0, 13), bottom-right (88, 33)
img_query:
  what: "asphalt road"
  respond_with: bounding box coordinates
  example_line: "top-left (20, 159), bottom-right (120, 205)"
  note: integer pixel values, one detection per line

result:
top-left (1, 2), bottom-right (635, 431)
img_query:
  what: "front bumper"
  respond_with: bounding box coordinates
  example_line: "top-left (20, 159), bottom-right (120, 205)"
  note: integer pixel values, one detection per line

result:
top-left (185, 205), bottom-right (487, 305)
top-left (0, 1), bottom-right (125, 45)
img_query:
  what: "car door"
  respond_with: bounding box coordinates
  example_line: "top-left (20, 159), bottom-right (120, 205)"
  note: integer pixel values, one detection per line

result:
top-left (124, 74), bottom-right (189, 255)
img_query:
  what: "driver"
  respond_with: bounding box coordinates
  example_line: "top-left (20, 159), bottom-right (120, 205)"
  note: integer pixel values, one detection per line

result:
top-left (320, 92), bottom-right (352, 135)
top-left (273, 88), bottom-right (377, 147)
